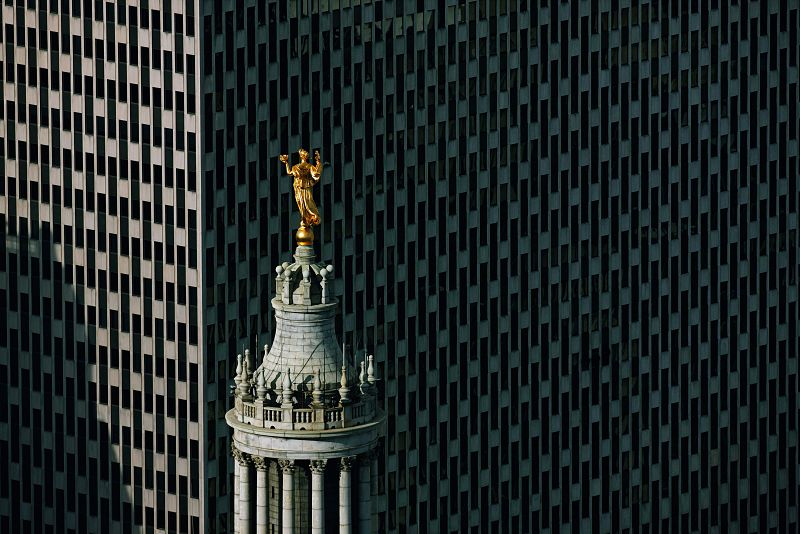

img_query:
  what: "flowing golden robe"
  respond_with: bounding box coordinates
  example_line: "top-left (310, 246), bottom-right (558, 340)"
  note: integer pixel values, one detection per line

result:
top-left (282, 154), bottom-right (322, 227)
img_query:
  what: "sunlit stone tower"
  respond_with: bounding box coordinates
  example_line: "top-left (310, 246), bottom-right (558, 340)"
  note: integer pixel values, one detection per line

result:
top-left (226, 150), bottom-right (384, 533)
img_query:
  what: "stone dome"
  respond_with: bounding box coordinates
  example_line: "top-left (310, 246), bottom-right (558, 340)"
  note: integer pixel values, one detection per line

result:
top-left (256, 245), bottom-right (356, 395)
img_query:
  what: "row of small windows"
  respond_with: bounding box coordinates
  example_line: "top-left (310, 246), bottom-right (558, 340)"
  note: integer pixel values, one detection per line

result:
top-left (4, 275), bottom-right (197, 315)
top-left (5, 463), bottom-right (200, 531)
top-left (2, 340), bottom-right (199, 397)
top-left (3, 211), bottom-right (197, 261)
top-left (3, 95), bottom-right (196, 141)
top-left (3, 173), bottom-right (198, 211)
top-left (7, 1), bottom-right (196, 37)
top-left (2, 65), bottom-right (197, 113)
top-left (3, 295), bottom-right (200, 344)
top-left (4, 174), bottom-right (199, 221)
top-left (3, 26), bottom-right (195, 74)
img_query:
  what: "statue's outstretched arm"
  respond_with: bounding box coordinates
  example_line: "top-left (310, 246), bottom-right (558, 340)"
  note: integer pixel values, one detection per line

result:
top-left (311, 151), bottom-right (323, 181)
top-left (279, 154), bottom-right (293, 175)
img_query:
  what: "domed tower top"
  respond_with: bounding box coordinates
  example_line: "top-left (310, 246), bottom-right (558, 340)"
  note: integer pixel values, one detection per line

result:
top-left (256, 242), bottom-right (353, 397)
top-left (230, 149), bottom-right (377, 428)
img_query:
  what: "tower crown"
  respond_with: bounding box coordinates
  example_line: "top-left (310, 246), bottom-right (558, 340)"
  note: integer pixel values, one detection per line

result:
top-left (230, 244), bottom-right (377, 430)
top-left (273, 246), bottom-right (335, 306)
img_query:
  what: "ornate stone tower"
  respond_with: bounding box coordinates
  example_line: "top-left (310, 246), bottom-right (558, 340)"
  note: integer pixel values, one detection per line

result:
top-left (227, 150), bottom-right (384, 533)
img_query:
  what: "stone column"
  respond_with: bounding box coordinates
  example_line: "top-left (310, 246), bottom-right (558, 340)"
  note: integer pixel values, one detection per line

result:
top-left (278, 459), bottom-right (295, 534)
top-left (232, 445), bottom-right (240, 533)
top-left (310, 460), bottom-right (327, 534)
top-left (254, 457), bottom-right (269, 534)
top-left (358, 454), bottom-right (372, 534)
top-left (339, 456), bottom-right (355, 534)
top-left (234, 450), bottom-right (251, 534)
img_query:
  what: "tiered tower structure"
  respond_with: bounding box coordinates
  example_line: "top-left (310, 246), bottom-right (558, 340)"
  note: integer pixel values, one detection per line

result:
top-left (226, 150), bottom-right (383, 534)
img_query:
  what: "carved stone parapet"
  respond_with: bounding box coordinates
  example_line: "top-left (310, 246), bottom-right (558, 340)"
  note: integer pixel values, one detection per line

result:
top-left (235, 395), bottom-right (377, 431)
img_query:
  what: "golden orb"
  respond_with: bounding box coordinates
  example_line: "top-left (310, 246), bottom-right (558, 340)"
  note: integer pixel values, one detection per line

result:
top-left (296, 225), bottom-right (315, 246)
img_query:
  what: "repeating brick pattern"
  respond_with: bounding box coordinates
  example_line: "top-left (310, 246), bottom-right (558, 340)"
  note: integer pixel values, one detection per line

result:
top-left (0, 1), bottom-right (203, 532)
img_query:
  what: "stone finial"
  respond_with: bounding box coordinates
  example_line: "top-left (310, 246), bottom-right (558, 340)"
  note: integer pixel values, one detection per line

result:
top-left (263, 344), bottom-right (269, 366)
top-left (236, 354), bottom-right (251, 397)
top-left (234, 354), bottom-right (244, 397)
top-left (282, 369), bottom-right (293, 406)
top-left (339, 366), bottom-right (349, 403)
top-left (255, 369), bottom-right (267, 401)
top-left (312, 369), bottom-right (323, 406)
top-left (359, 359), bottom-right (370, 396)
top-left (320, 264), bottom-right (334, 303)
top-left (339, 344), bottom-right (350, 404)
top-left (235, 353), bottom-right (243, 379)
top-left (367, 354), bottom-right (376, 384)
top-left (275, 265), bottom-right (284, 298)
top-left (282, 264), bottom-right (292, 302)
top-left (320, 268), bottom-right (328, 303)
top-left (241, 351), bottom-right (253, 398)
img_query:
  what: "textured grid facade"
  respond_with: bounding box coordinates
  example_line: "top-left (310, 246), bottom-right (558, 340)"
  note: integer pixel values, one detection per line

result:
top-left (0, 1), bottom-right (204, 532)
top-left (2, 1), bottom-right (799, 534)
top-left (202, 1), bottom-right (799, 533)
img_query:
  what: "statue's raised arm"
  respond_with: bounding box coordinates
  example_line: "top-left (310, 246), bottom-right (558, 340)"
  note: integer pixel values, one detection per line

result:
top-left (311, 150), bottom-right (323, 181)
top-left (279, 154), bottom-right (293, 175)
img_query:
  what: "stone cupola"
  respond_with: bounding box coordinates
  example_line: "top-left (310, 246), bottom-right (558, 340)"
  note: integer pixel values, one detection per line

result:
top-left (254, 243), bottom-right (353, 398)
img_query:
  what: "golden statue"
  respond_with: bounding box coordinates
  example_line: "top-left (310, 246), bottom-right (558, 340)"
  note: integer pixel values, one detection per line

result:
top-left (280, 148), bottom-right (322, 246)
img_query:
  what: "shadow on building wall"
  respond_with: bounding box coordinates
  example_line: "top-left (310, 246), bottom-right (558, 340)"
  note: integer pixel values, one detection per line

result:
top-left (0, 221), bottom-right (138, 533)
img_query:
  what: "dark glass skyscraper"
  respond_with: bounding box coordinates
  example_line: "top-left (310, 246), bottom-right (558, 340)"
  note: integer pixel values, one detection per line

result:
top-left (201, 2), bottom-right (798, 532)
top-left (2, 1), bottom-right (798, 533)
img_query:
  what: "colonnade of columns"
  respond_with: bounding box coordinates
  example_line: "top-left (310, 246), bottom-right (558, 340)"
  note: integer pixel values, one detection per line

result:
top-left (232, 444), bottom-right (378, 534)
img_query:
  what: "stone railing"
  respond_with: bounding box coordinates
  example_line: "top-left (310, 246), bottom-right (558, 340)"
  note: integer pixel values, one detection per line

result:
top-left (235, 395), bottom-right (377, 431)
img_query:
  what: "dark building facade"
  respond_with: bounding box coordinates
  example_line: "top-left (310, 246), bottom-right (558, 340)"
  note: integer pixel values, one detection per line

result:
top-left (201, 1), bottom-right (798, 533)
top-left (2, 1), bottom-right (798, 533)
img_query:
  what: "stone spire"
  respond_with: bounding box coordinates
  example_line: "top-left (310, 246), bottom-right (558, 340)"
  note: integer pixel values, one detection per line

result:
top-left (339, 343), bottom-right (351, 404)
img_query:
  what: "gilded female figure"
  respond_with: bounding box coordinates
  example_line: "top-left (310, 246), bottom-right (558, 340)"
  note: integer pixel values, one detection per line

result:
top-left (279, 148), bottom-right (323, 229)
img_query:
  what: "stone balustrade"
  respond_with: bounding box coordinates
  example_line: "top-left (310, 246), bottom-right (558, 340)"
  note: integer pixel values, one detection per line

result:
top-left (235, 395), bottom-right (377, 431)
